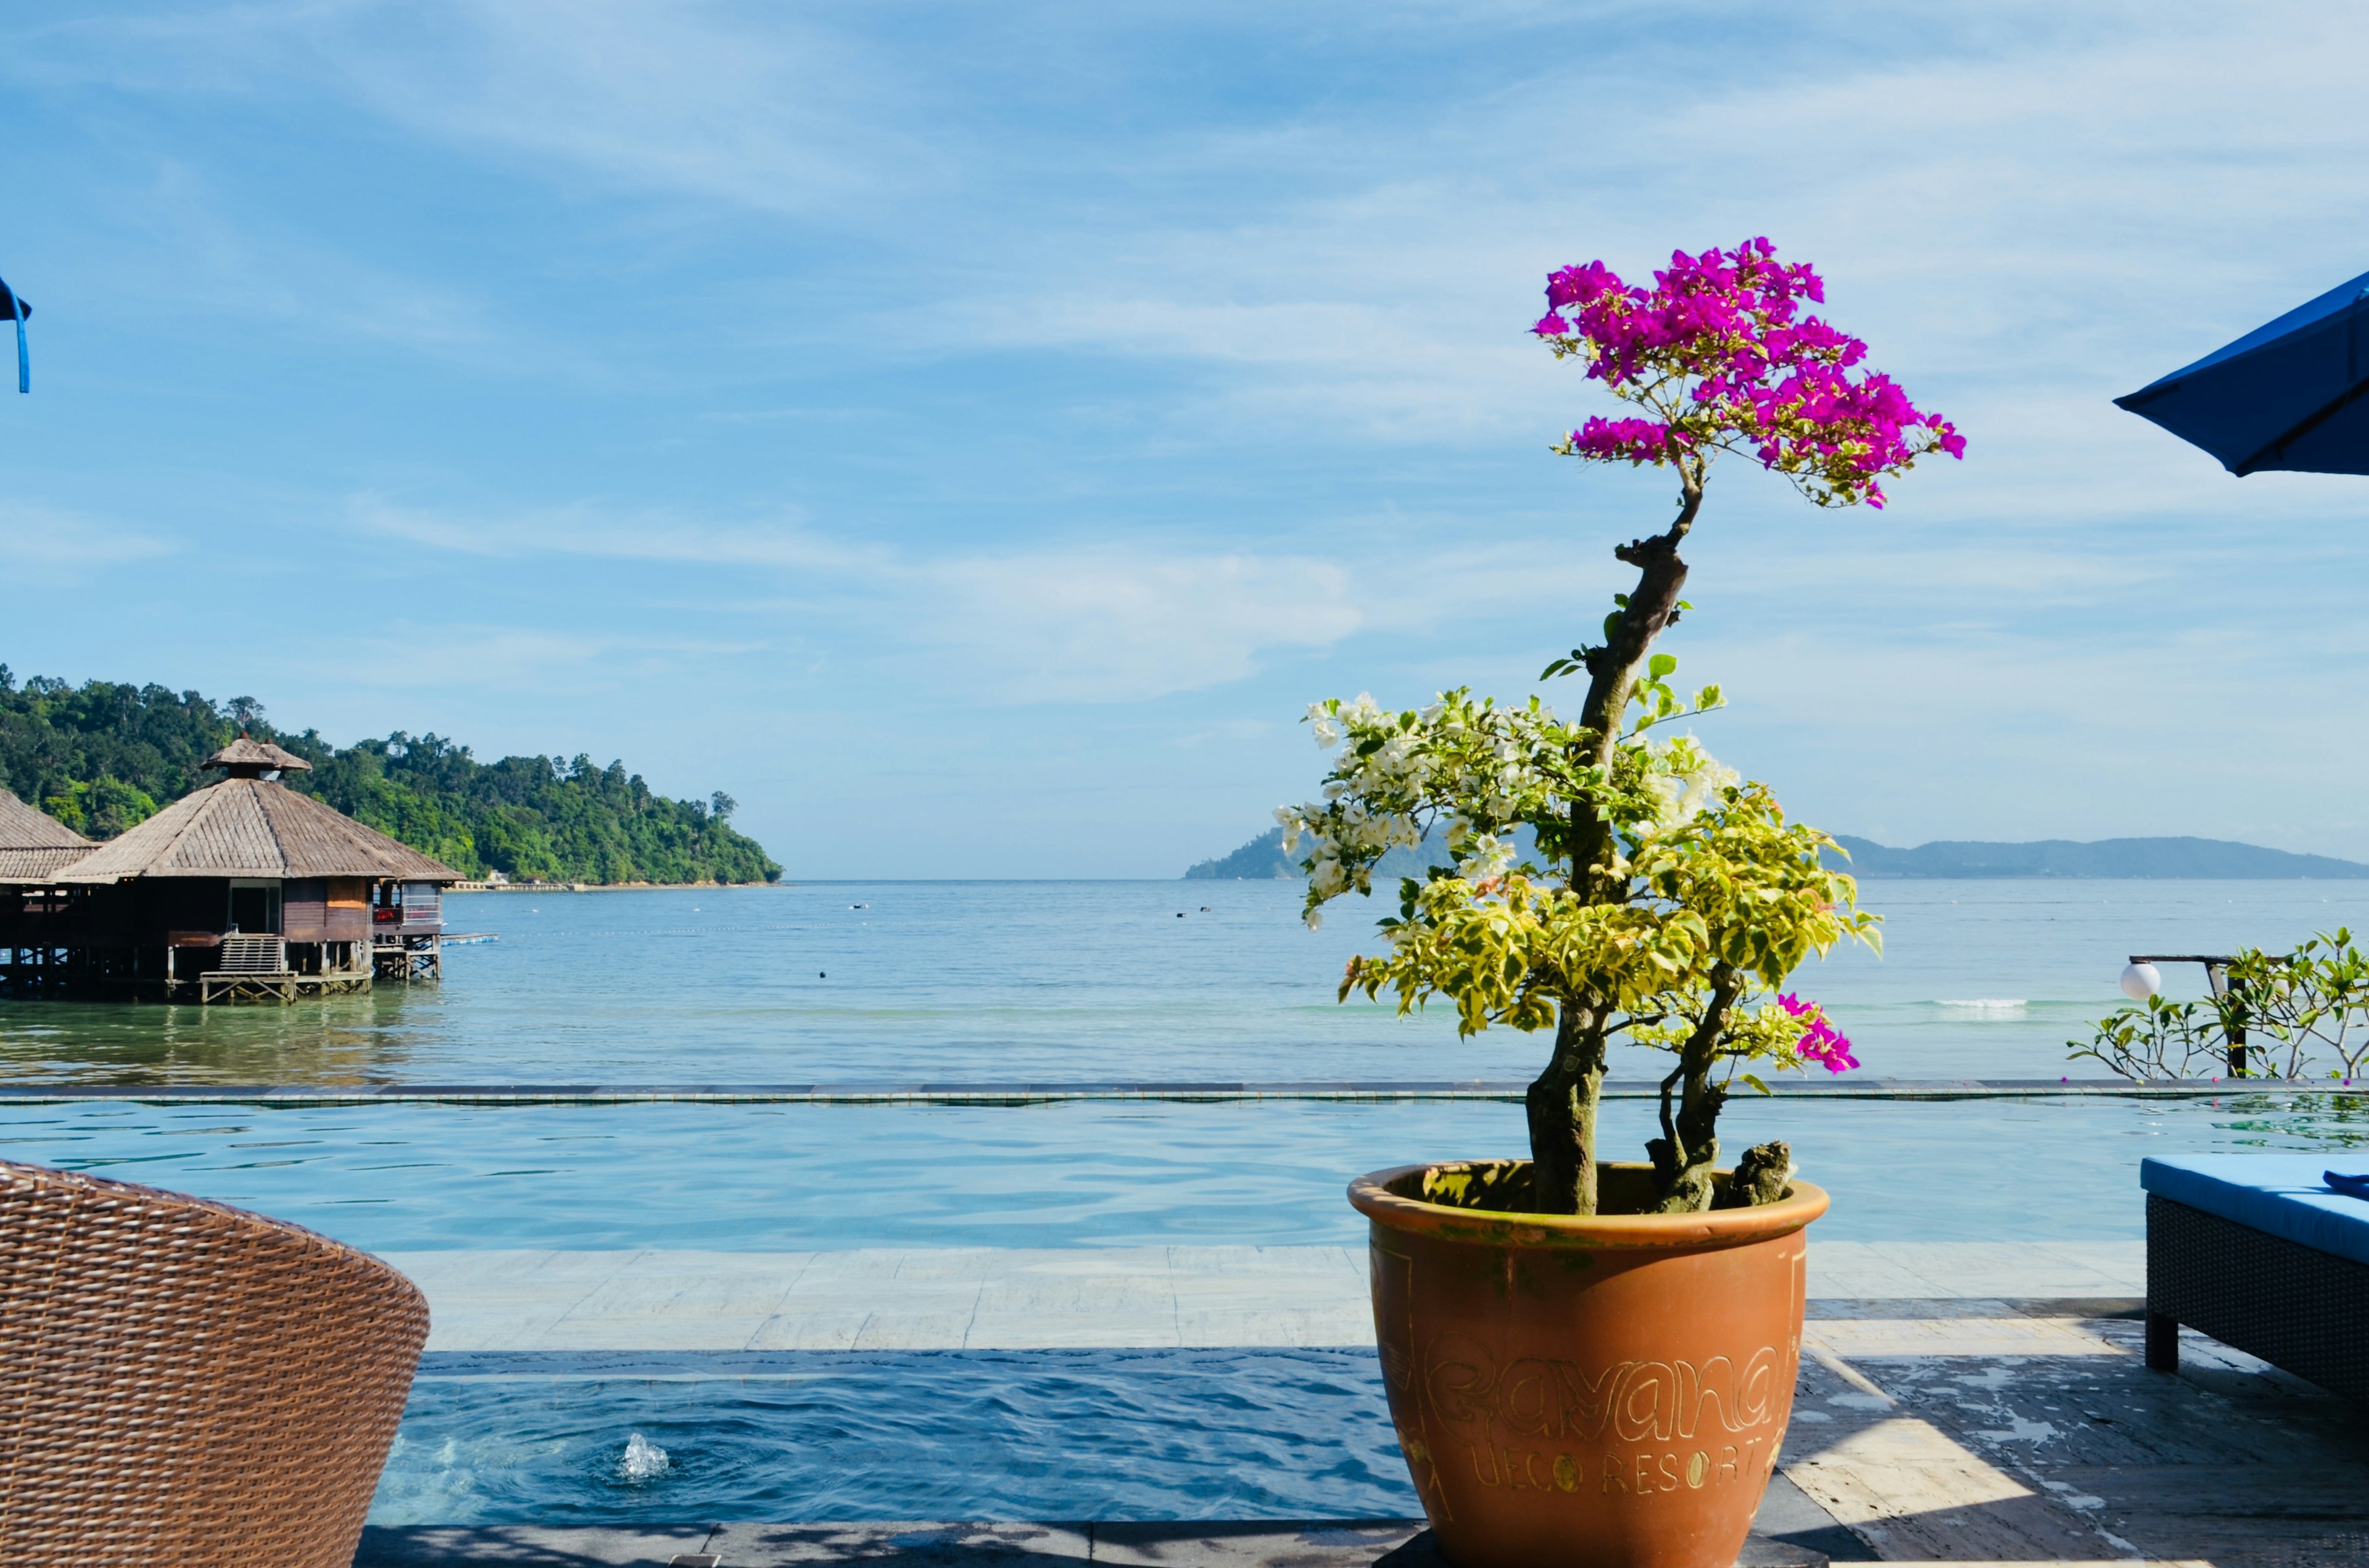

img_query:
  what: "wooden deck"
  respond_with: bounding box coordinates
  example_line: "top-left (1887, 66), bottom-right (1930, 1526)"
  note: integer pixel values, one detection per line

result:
top-left (193, 969), bottom-right (372, 1003)
top-left (374, 929), bottom-right (443, 983)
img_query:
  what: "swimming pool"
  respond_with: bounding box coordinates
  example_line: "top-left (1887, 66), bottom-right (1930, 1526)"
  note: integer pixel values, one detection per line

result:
top-left (6, 1091), bottom-right (2365, 1252)
top-left (381, 1348), bottom-right (1411, 1525)
top-left (10, 881), bottom-right (2369, 1526)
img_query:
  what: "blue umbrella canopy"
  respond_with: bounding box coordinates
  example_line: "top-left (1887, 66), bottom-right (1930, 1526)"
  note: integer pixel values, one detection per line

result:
top-left (0, 273), bottom-right (26, 394)
top-left (2115, 266), bottom-right (2369, 476)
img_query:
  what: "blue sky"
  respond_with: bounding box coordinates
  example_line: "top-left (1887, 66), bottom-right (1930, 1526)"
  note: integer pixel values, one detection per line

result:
top-left (5, 2), bottom-right (2369, 877)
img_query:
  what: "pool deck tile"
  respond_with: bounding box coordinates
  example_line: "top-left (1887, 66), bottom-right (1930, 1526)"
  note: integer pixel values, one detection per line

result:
top-left (356, 1519), bottom-right (1837, 1566)
top-left (1806, 1240), bottom-right (2144, 1302)
top-left (384, 1242), bottom-right (2144, 1354)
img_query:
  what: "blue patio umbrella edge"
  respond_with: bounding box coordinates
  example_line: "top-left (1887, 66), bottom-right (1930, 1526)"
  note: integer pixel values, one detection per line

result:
top-left (0, 273), bottom-right (27, 395)
top-left (2115, 266), bottom-right (2369, 476)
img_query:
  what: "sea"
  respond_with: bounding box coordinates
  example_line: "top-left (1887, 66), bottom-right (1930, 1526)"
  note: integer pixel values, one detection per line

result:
top-left (4, 878), bottom-right (2366, 1524)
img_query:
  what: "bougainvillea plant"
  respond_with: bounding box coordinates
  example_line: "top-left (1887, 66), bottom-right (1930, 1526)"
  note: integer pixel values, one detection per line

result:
top-left (1279, 240), bottom-right (1961, 1216)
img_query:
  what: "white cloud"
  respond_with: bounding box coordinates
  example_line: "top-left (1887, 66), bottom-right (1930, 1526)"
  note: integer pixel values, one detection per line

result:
top-left (0, 505), bottom-right (173, 577)
top-left (925, 549), bottom-right (1360, 701)
top-left (352, 497), bottom-right (870, 571)
top-left (339, 625), bottom-right (604, 691)
top-left (358, 500), bottom-right (1362, 701)
top-left (19, 0), bottom-right (941, 220)
top-left (359, 495), bottom-right (1586, 702)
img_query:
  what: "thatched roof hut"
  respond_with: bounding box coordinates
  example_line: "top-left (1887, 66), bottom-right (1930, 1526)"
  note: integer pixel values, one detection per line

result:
top-left (202, 737), bottom-right (317, 778)
top-left (4, 742), bottom-right (461, 1002)
top-left (56, 772), bottom-right (457, 884)
top-left (0, 788), bottom-right (93, 884)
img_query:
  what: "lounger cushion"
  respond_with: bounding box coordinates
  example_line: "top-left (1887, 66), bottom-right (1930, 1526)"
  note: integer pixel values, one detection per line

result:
top-left (2141, 1154), bottom-right (2369, 1269)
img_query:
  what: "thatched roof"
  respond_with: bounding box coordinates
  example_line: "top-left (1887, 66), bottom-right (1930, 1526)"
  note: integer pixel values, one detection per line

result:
top-left (0, 788), bottom-right (93, 883)
top-left (204, 738), bottom-right (313, 777)
top-left (56, 778), bottom-right (459, 883)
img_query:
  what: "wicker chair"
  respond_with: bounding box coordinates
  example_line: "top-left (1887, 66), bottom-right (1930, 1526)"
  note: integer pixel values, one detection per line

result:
top-left (0, 1160), bottom-right (429, 1566)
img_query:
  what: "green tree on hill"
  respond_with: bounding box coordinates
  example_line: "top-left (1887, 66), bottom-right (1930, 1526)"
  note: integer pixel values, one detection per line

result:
top-left (0, 667), bottom-right (780, 884)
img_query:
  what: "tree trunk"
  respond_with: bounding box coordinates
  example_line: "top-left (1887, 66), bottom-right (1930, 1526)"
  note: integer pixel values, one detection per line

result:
top-left (1570, 475), bottom-right (1703, 902)
top-left (1527, 999), bottom-right (1607, 1214)
top-left (1531, 471), bottom-right (1706, 1217)
top-left (1645, 966), bottom-right (1740, 1213)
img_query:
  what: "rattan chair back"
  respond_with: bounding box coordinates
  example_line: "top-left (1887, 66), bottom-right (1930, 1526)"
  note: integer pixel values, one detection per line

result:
top-left (0, 1159), bottom-right (429, 1566)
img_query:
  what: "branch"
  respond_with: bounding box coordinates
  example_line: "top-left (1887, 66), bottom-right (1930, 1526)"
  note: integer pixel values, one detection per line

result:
top-left (1656, 1061), bottom-right (1685, 1166)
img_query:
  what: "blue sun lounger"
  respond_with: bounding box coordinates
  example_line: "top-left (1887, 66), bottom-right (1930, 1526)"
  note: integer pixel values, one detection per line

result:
top-left (2141, 1154), bottom-right (2369, 1401)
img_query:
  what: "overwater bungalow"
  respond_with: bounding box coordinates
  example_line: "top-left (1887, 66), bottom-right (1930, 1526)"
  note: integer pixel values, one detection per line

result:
top-left (0, 739), bottom-right (461, 1001)
top-left (0, 784), bottom-right (94, 884)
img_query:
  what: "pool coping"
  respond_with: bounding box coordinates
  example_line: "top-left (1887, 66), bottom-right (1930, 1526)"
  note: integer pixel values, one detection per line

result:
top-left (0, 1077), bottom-right (2347, 1106)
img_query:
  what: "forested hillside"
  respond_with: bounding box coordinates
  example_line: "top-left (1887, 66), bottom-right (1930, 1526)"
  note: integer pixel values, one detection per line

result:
top-left (0, 667), bottom-right (780, 884)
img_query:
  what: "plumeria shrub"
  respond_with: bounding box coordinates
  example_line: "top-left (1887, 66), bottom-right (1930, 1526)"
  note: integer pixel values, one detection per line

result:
top-left (2074, 931), bottom-right (2369, 1083)
top-left (1281, 240), bottom-right (1959, 1216)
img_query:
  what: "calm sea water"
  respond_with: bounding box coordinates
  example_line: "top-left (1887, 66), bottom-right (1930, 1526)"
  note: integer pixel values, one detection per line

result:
top-left (6, 878), bottom-right (2368, 1085)
top-left (7, 880), bottom-right (2368, 1526)
top-left (2, 878), bottom-right (2366, 1253)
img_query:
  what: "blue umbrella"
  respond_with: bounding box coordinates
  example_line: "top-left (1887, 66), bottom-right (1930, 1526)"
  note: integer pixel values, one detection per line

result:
top-left (0, 273), bottom-right (27, 394)
top-left (2115, 266), bottom-right (2369, 476)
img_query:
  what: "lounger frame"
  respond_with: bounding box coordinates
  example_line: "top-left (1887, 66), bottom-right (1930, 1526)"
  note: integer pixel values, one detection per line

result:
top-left (2146, 1192), bottom-right (2369, 1401)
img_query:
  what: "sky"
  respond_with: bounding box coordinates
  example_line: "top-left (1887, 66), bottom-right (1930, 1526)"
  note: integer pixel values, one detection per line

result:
top-left (4, 1), bottom-right (2369, 877)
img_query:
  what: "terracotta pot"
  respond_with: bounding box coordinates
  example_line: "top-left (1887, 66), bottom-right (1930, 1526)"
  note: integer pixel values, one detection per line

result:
top-left (1347, 1160), bottom-right (1828, 1568)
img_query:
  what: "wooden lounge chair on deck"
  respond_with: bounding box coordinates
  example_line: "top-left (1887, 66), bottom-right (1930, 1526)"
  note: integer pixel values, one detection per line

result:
top-left (0, 1160), bottom-right (429, 1566)
top-left (2143, 1153), bottom-right (2369, 1401)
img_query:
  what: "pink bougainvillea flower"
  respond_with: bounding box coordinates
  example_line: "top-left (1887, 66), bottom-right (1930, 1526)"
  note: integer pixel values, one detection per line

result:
top-left (1532, 238), bottom-right (1961, 510)
top-left (1777, 992), bottom-right (1859, 1073)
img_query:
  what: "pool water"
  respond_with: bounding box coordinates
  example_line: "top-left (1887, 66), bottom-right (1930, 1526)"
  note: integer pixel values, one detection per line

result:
top-left (4, 1092), bottom-right (2367, 1252)
top-left (383, 1350), bottom-right (1410, 1525)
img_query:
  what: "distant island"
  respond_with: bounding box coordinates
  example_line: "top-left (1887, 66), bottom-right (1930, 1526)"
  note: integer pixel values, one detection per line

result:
top-left (0, 667), bottom-right (780, 885)
top-left (1186, 826), bottom-right (2369, 881)
top-left (1822, 835), bottom-right (2369, 879)
top-left (1189, 825), bottom-right (1534, 881)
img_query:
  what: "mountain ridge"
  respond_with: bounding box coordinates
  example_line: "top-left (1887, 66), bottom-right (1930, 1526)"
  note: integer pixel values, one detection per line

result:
top-left (1825, 834), bottom-right (2369, 879)
top-left (1186, 828), bottom-right (2369, 880)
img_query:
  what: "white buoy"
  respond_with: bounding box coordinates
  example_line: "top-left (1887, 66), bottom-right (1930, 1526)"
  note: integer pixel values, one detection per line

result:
top-left (2120, 962), bottom-right (2162, 1001)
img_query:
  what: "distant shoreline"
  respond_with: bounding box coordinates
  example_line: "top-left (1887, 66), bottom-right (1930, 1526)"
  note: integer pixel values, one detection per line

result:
top-left (450, 880), bottom-right (781, 893)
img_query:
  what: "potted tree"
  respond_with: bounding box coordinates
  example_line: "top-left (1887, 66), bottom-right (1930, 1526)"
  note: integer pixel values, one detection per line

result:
top-left (1277, 240), bottom-right (1961, 1568)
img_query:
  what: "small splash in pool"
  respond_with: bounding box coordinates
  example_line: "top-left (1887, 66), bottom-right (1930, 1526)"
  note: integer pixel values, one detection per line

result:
top-left (617, 1432), bottom-right (670, 1483)
top-left (1936, 999), bottom-right (2028, 1012)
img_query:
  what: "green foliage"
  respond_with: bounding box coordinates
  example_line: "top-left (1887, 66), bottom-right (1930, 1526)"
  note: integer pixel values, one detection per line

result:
top-left (0, 669), bottom-right (239, 815)
top-left (1281, 673), bottom-right (1877, 1073)
top-left (2070, 992), bottom-right (2228, 1081)
top-left (0, 666), bottom-right (780, 885)
top-left (2073, 930), bottom-right (2369, 1081)
top-left (43, 777), bottom-right (160, 838)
